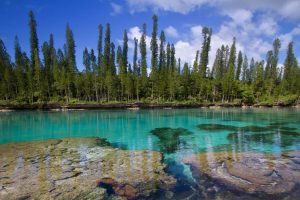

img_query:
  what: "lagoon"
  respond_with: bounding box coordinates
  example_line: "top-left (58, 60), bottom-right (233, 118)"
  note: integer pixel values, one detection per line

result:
top-left (1, 108), bottom-right (300, 199)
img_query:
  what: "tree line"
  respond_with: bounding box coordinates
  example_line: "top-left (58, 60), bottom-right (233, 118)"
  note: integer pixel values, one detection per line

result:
top-left (0, 11), bottom-right (299, 104)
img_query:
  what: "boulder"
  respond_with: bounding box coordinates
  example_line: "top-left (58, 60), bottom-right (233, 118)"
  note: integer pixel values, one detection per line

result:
top-left (183, 151), bottom-right (300, 197)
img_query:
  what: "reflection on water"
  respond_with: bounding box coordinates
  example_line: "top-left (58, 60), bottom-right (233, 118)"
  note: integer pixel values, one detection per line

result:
top-left (0, 138), bottom-right (176, 199)
top-left (1, 108), bottom-right (300, 153)
top-left (1, 108), bottom-right (300, 199)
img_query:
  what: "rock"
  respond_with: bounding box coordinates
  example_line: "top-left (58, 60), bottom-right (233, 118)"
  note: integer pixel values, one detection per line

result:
top-left (73, 188), bottom-right (107, 200)
top-left (165, 191), bottom-right (174, 199)
top-left (0, 137), bottom-right (176, 200)
top-left (114, 184), bottom-right (137, 199)
top-left (98, 178), bottom-right (118, 187)
top-left (150, 127), bottom-right (192, 153)
top-left (183, 151), bottom-right (300, 197)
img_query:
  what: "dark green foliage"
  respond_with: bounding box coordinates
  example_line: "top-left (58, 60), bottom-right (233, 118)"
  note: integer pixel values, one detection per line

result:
top-left (139, 23), bottom-right (148, 98)
top-left (199, 27), bottom-right (212, 77)
top-left (0, 12), bottom-right (299, 104)
top-left (0, 39), bottom-right (14, 100)
top-left (150, 15), bottom-right (159, 99)
top-left (29, 10), bottom-right (39, 67)
top-left (236, 51), bottom-right (243, 80)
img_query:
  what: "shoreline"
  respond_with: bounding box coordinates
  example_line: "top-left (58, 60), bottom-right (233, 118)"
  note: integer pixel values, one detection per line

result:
top-left (0, 102), bottom-right (299, 111)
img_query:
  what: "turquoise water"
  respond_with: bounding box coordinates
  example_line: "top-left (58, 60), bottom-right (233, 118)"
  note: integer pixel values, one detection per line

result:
top-left (1, 108), bottom-right (300, 156)
top-left (1, 108), bottom-right (300, 198)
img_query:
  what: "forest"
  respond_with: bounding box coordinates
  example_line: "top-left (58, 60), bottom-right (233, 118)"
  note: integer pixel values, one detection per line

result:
top-left (0, 11), bottom-right (299, 105)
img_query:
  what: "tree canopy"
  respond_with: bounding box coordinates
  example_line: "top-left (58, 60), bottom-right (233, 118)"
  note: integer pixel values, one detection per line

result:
top-left (0, 11), bottom-right (299, 105)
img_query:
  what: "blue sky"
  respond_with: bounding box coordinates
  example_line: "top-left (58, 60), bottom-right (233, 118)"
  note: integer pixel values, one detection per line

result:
top-left (1, 0), bottom-right (300, 70)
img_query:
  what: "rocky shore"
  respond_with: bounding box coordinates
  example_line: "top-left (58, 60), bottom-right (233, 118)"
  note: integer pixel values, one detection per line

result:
top-left (183, 150), bottom-right (300, 199)
top-left (1, 136), bottom-right (300, 199)
top-left (0, 101), bottom-right (299, 111)
top-left (0, 137), bottom-right (176, 200)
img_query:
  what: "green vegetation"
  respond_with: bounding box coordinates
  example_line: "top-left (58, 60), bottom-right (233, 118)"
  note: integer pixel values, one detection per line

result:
top-left (0, 11), bottom-right (300, 106)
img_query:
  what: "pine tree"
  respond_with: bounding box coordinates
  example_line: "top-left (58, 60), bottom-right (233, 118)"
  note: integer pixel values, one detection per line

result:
top-left (169, 44), bottom-right (177, 100)
top-left (158, 31), bottom-right (166, 100)
top-left (236, 51), bottom-right (243, 80)
top-left (83, 48), bottom-right (92, 100)
top-left (140, 23), bottom-right (148, 98)
top-left (29, 10), bottom-right (42, 101)
top-left (193, 50), bottom-right (200, 74)
top-left (42, 39), bottom-right (53, 99)
top-left (22, 52), bottom-right (32, 102)
top-left (33, 49), bottom-right (41, 100)
top-left (283, 42), bottom-right (296, 93)
top-left (14, 37), bottom-right (25, 98)
top-left (242, 55), bottom-right (248, 82)
top-left (0, 39), bottom-right (14, 100)
top-left (90, 49), bottom-right (99, 101)
top-left (65, 24), bottom-right (77, 102)
top-left (29, 10), bottom-right (39, 68)
top-left (119, 30), bottom-right (128, 100)
top-left (132, 38), bottom-right (140, 101)
top-left (253, 61), bottom-right (264, 98)
top-left (166, 43), bottom-right (171, 71)
top-left (181, 62), bottom-right (190, 98)
top-left (103, 24), bottom-right (111, 76)
top-left (150, 15), bottom-right (158, 99)
top-left (1, 13), bottom-right (300, 105)
top-left (249, 58), bottom-right (255, 82)
top-left (199, 27), bottom-right (212, 77)
top-left (97, 24), bottom-right (104, 100)
top-left (106, 42), bottom-right (116, 101)
top-left (49, 34), bottom-right (55, 97)
top-left (97, 24), bottom-right (103, 69)
top-left (271, 38), bottom-right (281, 80)
top-left (191, 50), bottom-right (200, 97)
top-left (223, 38), bottom-right (236, 101)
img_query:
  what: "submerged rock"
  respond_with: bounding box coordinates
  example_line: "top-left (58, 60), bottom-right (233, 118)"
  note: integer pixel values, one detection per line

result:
top-left (150, 127), bottom-right (192, 153)
top-left (183, 150), bottom-right (300, 197)
top-left (97, 178), bottom-right (137, 199)
top-left (228, 130), bottom-right (300, 147)
top-left (197, 124), bottom-right (238, 132)
top-left (0, 137), bottom-right (176, 200)
top-left (198, 123), bottom-right (299, 134)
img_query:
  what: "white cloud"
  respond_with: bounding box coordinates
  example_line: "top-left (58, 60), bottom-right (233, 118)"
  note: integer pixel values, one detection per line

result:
top-left (165, 26), bottom-right (179, 38)
top-left (226, 9), bottom-right (252, 25)
top-left (257, 16), bottom-right (278, 36)
top-left (190, 25), bottom-right (203, 38)
top-left (126, 26), bottom-right (152, 72)
top-left (279, 24), bottom-right (300, 51)
top-left (110, 2), bottom-right (122, 15)
top-left (127, 26), bottom-right (152, 48)
top-left (174, 41), bottom-right (198, 65)
top-left (123, 3), bottom-right (300, 71)
top-left (280, 1), bottom-right (300, 19)
top-left (127, 0), bottom-right (207, 14)
top-left (170, 14), bottom-right (279, 69)
top-left (126, 0), bottom-right (300, 19)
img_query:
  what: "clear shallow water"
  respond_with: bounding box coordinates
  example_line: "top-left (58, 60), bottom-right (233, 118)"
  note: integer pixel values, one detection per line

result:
top-left (1, 108), bottom-right (300, 154)
top-left (1, 108), bottom-right (300, 199)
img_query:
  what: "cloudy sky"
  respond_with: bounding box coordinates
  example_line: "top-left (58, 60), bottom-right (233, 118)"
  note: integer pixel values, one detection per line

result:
top-left (1, 0), bottom-right (300, 70)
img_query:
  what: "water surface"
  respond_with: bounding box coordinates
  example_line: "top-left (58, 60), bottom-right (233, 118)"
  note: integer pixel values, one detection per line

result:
top-left (1, 108), bottom-right (300, 153)
top-left (1, 108), bottom-right (300, 199)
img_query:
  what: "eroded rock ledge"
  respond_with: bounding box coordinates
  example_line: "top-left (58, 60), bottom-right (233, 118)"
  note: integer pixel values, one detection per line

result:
top-left (0, 137), bottom-right (176, 200)
top-left (183, 151), bottom-right (300, 198)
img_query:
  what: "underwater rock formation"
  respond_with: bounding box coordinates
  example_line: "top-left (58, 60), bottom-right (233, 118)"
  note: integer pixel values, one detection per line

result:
top-left (183, 150), bottom-right (300, 198)
top-left (150, 127), bottom-right (193, 154)
top-left (0, 137), bottom-right (176, 200)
